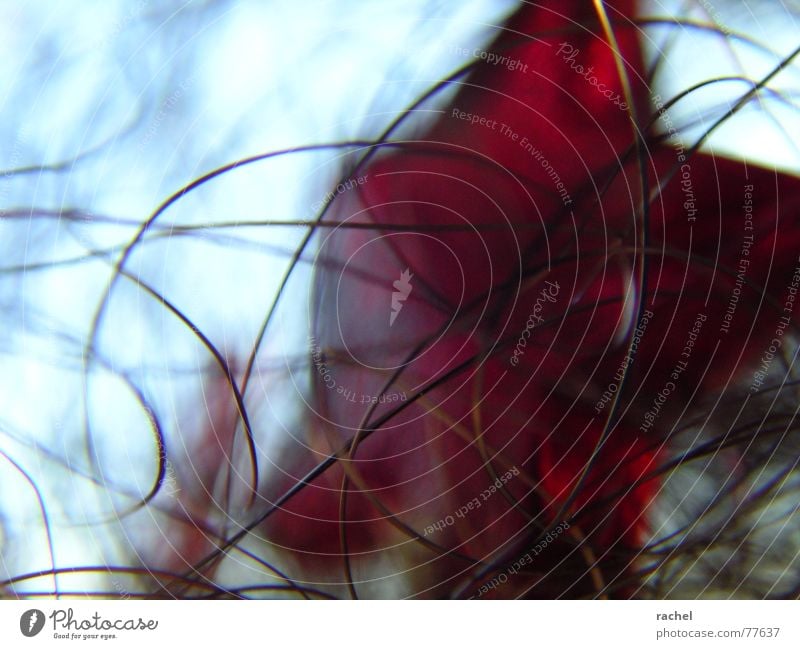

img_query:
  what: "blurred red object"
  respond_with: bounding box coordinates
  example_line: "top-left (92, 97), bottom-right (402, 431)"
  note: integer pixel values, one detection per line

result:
top-left (218, 1), bottom-right (800, 598)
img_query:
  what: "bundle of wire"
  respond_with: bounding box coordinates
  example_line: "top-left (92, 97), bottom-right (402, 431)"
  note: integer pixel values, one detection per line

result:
top-left (2, 0), bottom-right (800, 600)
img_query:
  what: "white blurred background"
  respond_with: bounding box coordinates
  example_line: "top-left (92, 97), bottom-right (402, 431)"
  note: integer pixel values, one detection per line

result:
top-left (0, 0), bottom-right (798, 596)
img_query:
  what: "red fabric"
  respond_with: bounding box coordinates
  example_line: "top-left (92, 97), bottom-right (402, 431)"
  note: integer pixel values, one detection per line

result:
top-left (263, 1), bottom-right (800, 597)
